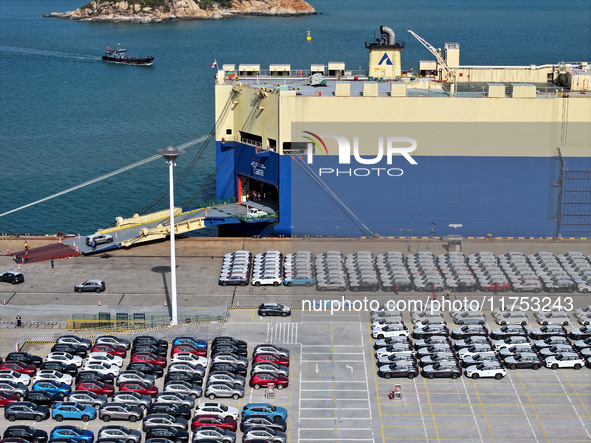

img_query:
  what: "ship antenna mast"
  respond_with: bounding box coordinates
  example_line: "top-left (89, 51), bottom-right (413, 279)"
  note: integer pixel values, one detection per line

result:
top-left (407, 30), bottom-right (456, 83)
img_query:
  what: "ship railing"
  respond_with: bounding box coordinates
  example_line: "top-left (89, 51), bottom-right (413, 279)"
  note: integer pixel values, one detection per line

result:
top-left (240, 137), bottom-right (263, 149)
top-left (68, 312), bottom-right (226, 331)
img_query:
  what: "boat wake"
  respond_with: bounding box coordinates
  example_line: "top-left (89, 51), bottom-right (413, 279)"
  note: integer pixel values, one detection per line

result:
top-left (0, 45), bottom-right (99, 61)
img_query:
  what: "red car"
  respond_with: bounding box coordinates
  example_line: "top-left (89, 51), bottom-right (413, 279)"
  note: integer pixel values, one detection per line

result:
top-left (90, 343), bottom-right (127, 358)
top-left (0, 361), bottom-right (37, 376)
top-left (130, 352), bottom-right (167, 367)
top-left (0, 391), bottom-right (20, 406)
top-left (76, 380), bottom-right (115, 397)
top-left (480, 282), bottom-right (511, 293)
top-left (252, 353), bottom-right (290, 367)
top-left (171, 345), bottom-right (207, 357)
top-left (191, 414), bottom-right (237, 432)
top-left (119, 381), bottom-right (158, 397)
top-left (249, 372), bottom-right (289, 389)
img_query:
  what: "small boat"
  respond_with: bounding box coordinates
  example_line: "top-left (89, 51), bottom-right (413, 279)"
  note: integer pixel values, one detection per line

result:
top-left (102, 46), bottom-right (154, 66)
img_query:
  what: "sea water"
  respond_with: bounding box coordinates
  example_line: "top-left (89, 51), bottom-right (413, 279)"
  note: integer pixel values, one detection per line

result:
top-left (0, 0), bottom-right (589, 235)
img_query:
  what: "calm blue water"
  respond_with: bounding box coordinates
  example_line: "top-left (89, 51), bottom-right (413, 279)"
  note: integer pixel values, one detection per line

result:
top-left (1, 0), bottom-right (590, 235)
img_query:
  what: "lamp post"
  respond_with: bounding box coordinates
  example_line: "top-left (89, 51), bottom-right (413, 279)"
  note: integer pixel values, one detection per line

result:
top-left (157, 145), bottom-right (184, 326)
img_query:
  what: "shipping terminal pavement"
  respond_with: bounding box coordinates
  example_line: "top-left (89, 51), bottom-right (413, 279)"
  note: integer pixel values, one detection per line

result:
top-left (0, 236), bottom-right (590, 442)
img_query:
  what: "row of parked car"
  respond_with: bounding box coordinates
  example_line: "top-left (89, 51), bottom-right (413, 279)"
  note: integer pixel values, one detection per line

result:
top-left (216, 249), bottom-right (591, 293)
top-left (370, 307), bottom-right (591, 380)
top-left (0, 333), bottom-right (292, 443)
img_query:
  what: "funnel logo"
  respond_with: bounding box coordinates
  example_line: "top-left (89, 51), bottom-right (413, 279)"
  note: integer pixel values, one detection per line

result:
top-left (379, 53), bottom-right (393, 66)
top-left (302, 132), bottom-right (418, 177)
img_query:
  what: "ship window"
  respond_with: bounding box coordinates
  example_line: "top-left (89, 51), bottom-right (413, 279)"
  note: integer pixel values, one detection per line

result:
top-left (239, 131), bottom-right (262, 148)
top-left (283, 142), bottom-right (309, 155)
top-left (268, 138), bottom-right (277, 152)
top-left (226, 129), bottom-right (232, 135)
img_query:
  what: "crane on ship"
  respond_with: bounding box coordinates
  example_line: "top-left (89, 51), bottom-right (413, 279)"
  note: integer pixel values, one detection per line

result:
top-left (407, 30), bottom-right (457, 84)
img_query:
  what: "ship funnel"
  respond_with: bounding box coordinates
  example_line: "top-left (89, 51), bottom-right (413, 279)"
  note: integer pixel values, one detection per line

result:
top-left (380, 26), bottom-right (396, 45)
top-left (365, 26), bottom-right (405, 79)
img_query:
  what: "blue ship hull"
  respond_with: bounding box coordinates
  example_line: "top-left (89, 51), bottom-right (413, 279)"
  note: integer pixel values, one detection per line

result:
top-left (216, 141), bottom-right (591, 238)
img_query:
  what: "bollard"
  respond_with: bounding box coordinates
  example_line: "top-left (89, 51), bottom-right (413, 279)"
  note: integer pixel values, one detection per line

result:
top-left (98, 300), bottom-right (101, 306)
top-left (164, 300), bottom-right (167, 307)
top-left (3, 299), bottom-right (6, 305)
top-left (13, 254), bottom-right (16, 260)
top-left (17, 264), bottom-right (21, 271)
top-left (115, 232), bottom-right (118, 239)
top-left (236, 300), bottom-right (240, 308)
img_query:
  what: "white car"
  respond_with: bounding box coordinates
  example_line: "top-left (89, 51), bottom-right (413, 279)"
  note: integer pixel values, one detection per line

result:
top-left (0, 370), bottom-right (30, 386)
top-left (87, 352), bottom-right (124, 367)
top-left (545, 352), bottom-right (585, 369)
top-left (494, 336), bottom-right (530, 350)
top-left (171, 352), bottom-right (208, 367)
top-left (458, 344), bottom-right (495, 358)
top-left (534, 311), bottom-right (570, 326)
top-left (493, 311), bottom-right (529, 326)
top-left (371, 325), bottom-right (409, 339)
top-left (464, 362), bottom-right (507, 379)
top-left (375, 345), bottom-right (416, 359)
top-left (194, 402), bottom-right (239, 420)
top-left (251, 275), bottom-right (282, 287)
top-left (46, 352), bottom-right (83, 367)
top-left (246, 208), bottom-right (268, 218)
top-left (452, 311), bottom-right (487, 325)
top-left (211, 353), bottom-right (248, 368)
top-left (95, 335), bottom-right (131, 350)
top-left (574, 304), bottom-right (591, 320)
top-left (83, 361), bottom-right (120, 376)
top-left (577, 314), bottom-right (591, 326)
top-left (117, 371), bottom-right (156, 387)
top-left (371, 316), bottom-right (405, 327)
top-left (31, 370), bottom-right (72, 385)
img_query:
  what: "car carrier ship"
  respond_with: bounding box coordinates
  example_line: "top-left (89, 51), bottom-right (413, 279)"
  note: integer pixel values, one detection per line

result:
top-left (213, 26), bottom-right (591, 239)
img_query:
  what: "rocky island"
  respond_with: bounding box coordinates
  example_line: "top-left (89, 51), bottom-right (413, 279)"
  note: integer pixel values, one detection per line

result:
top-left (44, 0), bottom-right (315, 23)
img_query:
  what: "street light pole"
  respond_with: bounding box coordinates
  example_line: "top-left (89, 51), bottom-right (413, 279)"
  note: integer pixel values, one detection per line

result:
top-left (157, 145), bottom-right (184, 326)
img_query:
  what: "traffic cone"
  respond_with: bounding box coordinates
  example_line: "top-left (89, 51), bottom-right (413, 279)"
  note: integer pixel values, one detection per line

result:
top-left (6, 248), bottom-right (9, 256)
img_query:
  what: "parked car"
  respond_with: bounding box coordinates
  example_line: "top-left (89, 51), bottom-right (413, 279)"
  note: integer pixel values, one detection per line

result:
top-left (241, 403), bottom-right (287, 421)
top-left (97, 426), bottom-right (141, 443)
top-left (242, 426), bottom-right (287, 442)
top-left (32, 380), bottom-right (71, 397)
top-left (51, 402), bottom-right (96, 422)
top-left (204, 382), bottom-right (244, 400)
top-left (147, 402), bottom-right (191, 420)
top-left (49, 426), bottom-right (93, 443)
top-left (4, 402), bottom-right (50, 422)
top-left (0, 369), bottom-right (31, 386)
top-left (5, 352), bottom-right (43, 368)
top-left (40, 361), bottom-right (78, 377)
top-left (22, 390), bottom-right (64, 407)
top-left (142, 413), bottom-right (188, 432)
top-left (74, 279), bottom-right (105, 293)
top-left (126, 362), bottom-right (164, 378)
top-left (191, 426), bottom-right (235, 442)
top-left (503, 352), bottom-right (543, 370)
top-left (32, 370), bottom-right (72, 386)
top-left (163, 380), bottom-right (202, 399)
top-left (0, 271), bottom-right (25, 285)
top-left (98, 403), bottom-right (143, 422)
top-left (95, 336), bottom-right (131, 350)
top-left (3, 426), bottom-right (48, 443)
top-left (545, 352), bottom-right (585, 369)
top-left (154, 392), bottom-right (195, 408)
top-left (75, 380), bottom-right (114, 397)
top-left (209, 362), bottom-right (247, 377)
top-left (119, 381), bottom-right (158, 398)
top-left (45, 352), bottom-right (82, 368)
top-left (111, 391), bottom-right (152, 410)
top-left (464, 362), bottom-right (507, 379)
top-left (0, 381), bottom-right (27, 397)
top-left (240, 414), bottom-right (287, 432)
top-left (420, 362), bottom-right (462, 379)
top-left (249, 372), bottom-right (289, 390)
top-left (191, 414), bottom-right (237, 432)
top-left (206, 371), bottom-right (246, 387)
top-left (91, 344), bottom-right (127, 359)
top-left (116, 370), bottom-right (155, 387)
top-left (56, 336), bottom-right (92, 350)
top-left (194, 402), bottom-right (239, 420)
top-left (86, 234), bottom-right (113, 246)
top-left (67, 391), bottom-right (107, 409)
top-left (0, 391), bottom-right (20, 407)
top-left (144, 427), bottom-right (189, 443)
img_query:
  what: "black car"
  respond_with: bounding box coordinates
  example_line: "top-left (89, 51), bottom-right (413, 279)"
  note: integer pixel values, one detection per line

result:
top-left (211, 336), bottom-right (247, 349)
top-left (257, 303), bottom-right (291, 317)
top-left (144, 427), bottom-right (188, 443)
top-left (126, 362), bottom-right (164, 378)
top-left (75, 370), bottom-right (114, 385)
top-left (51, 344), bottom-right (88, 358)
top-left (41, 361), bottom-right (78, 377)
top-left (4, 402), bottom-right (50, 422)
top-left (240, 414), bottom-right (288, 432)
top-left (3, 426), bottom-right (48, 443)
top-left (377, 362), bottom-right (419, 379)
top-left (23, 390), bottom-right (64, 406)
top-left (451, 325), bottom-right (489, 339)
top-left (5, 352), bottom-right (43, 367)
top-left (210, 344), bottom-right (248, 358)
top-left (0, 271), bottom-right (25, 284)
top-left (503, 352), bottom-right (543, 370)
top-left (490, 325), bottom-right (529, 340)
top-left (569, 326), bottom-right (591, 340)
top-left (208, 362), bottom-right (247, 377)
top-left (420, 362), bottom-right (462, 379)
top-left (164, 371), bottom-right (203, 385)
top-left (530, 325), bottom-right (568, 340)
top-left (131, 344), bottom-right (167, 357)
top-left (133, 336), bottom-right (168, 350)
top-left (147, 402), bottom-right (192, 420)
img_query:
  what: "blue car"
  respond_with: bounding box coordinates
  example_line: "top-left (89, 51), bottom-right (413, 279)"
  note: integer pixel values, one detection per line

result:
top-left (284, 276), bottom-right (314, 287)
top-left (32, 380), bottom-right (72, 396)
top-left (172, 337), bottom-right (207, 349)
top-left (241, 402), bottom-right (288, 421)
top-left (51, 402), bottom-right (96, 422)
top-left (50, 425), bottom-right (94, 443)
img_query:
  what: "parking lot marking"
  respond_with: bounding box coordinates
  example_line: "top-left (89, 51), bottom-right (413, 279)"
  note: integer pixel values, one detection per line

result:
top-left (460, 373), bottom-right (485, 442)
top-left (514, 368), bottom-right (550, 442)
top-left (471, 378), bottom-right (495, 441)
top-left (367, 310), bottom-right (385, 443)
top-left (506, 371), bottom-right (538, 441)
top-left (552, 371), bottom-right (591, 440)
top-left (423, 377), bottom-right (441, 442)
top-left (563, 371), bottom-right (591, 421)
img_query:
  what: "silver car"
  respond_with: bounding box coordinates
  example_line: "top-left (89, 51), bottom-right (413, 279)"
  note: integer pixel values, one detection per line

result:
top-left (67, 390), bottom-right (108, 408)
top-left (154, 392), bottom-right (195, 408)
top-left (251, 362), bottom-right (289, 377)
top-left (117, 370), bottom-right (155, 387)
top-left (192, 426), bottom-right (236, 442)
top-left (86, 233), bottom-right (113, 246)
top-left (243, 427), bottom-right (287, 443)
top-left (98, 426), bottom-right (141, 443)
top-left (99, 402), bottom-right (143, 423)
top-left (112, 391), bottom-right (152, 410)
top-left (205, 381), bottom-right (244, 400)
top-left (163, 380), bottom-right (203, 398)
top-left (74, 279), bottom-right (105, 293)
top-left (452, 311), bottom-right (487, 325)
top-left (95, 335), bottom-right (131, 350)
top-left (142, 413), bottom-right (188, 432)
top-left (211, 353), bottom-right (248, 368)
top-left (206, 371), bottom-right (246, 387)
